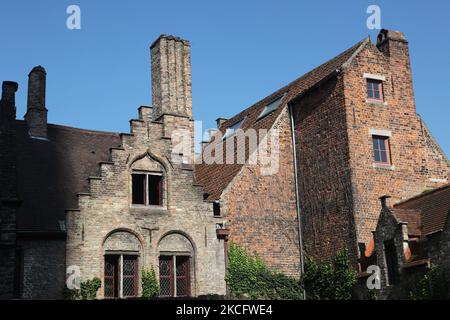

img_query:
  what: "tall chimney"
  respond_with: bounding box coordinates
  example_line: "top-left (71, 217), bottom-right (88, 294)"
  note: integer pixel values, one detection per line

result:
top-left (25, 66), bottom-right (48, 139)
top-left (376, 29), bottom-right (415, 113)
top-left (150, 35), bottom-right (192, 120)
top-left (0, 81), bottom-right (18, 122)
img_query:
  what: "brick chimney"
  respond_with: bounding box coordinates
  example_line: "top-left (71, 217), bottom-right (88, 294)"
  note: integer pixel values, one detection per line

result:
top-left (0, 81), bottom-right (18, 122)
top-left (376, 29), bottom-right (416, 113)
top-left (25, 66), bottom-right (48, 139)
top-left (150, 35), bottom-right (192, 120)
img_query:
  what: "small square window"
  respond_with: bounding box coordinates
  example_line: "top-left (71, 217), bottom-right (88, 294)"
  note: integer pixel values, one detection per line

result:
top-left (132, 173), bottom-right (163, 206)
top-left (372, 135), bottom-right (391, 165)
top-left (367, 79), bottom-right (383, 101)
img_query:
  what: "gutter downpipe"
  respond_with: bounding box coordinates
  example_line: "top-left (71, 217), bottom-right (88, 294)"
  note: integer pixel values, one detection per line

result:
top-left (288, 102), bottom-right (306, 300)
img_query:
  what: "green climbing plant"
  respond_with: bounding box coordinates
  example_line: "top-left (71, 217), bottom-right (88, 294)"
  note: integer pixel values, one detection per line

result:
top-left (300, 250), bottom-right (357, 300)
top-left (225, 242), bottom-right (303, 300)
top-left (410, 267), bottom-right (450, 300)
top-left (142, 266), bottom-right (160, 299)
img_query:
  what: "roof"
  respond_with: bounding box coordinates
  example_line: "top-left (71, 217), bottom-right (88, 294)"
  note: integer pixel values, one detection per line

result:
top-left (194, 38), bottom-right (369, 200)
top-left (14, 120), bottom-right (121, 232)
top-left (394, 184), bottom-right (450, 236)
top-left (391, 208), bottom-right (422, 236)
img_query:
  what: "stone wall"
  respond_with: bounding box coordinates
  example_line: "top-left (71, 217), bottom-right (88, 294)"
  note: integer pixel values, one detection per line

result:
top-left (66, 107), bottom-right (227, 298)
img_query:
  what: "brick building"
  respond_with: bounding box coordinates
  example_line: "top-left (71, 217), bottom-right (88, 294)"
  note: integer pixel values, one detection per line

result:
top-left (370, 184), bottom-right (450, 298)
top-left (0, 29), bottom-right (449, 299)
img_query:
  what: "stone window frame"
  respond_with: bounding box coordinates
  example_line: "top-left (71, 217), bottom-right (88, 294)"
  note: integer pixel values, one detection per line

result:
top-left (369, 129), bottom-right (395, 170)
top-left (130, 170), bottom-right (165, 208)
top-left (364, 73), bottom-right (388, 105)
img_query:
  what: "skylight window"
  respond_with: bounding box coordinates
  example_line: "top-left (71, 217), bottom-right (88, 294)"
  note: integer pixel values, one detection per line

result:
top-left (257, 95), bottom-right (285, 120)
top-left (223, 119), bottom-right (244, 140)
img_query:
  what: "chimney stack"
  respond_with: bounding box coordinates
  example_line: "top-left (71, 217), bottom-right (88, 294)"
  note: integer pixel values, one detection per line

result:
top-left (216, 117), bottom-right (228, 128)
top-left (379, 195), bottom-right (392, 209)
top-left (0, 81), bottom-right (18, 121)
top-left (150, 35), bottom-right (192, 120)
top-left (25, 66), bottom-right (48, 139)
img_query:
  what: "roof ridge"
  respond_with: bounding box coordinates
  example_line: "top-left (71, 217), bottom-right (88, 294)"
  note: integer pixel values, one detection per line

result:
top-left (219, 38), bottom-right (370, 129)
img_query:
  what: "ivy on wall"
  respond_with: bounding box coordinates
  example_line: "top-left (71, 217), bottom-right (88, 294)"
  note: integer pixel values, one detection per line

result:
top-left (410, 267), bottom-right (450, 300)
top-left (225, 243), bottom-right (303, 300)
top-left (301, 250), bottom-right (357, 300)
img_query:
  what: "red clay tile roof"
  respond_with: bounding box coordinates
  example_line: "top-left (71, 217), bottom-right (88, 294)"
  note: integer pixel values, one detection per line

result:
top-left (14, 120), bottom-right (122, 232)
top-left (391, 208), bottom-right (422, 236)
top-left (394, 184), bottom-right (450, 236)
top-left (195, 38), bottom-right (369, 201)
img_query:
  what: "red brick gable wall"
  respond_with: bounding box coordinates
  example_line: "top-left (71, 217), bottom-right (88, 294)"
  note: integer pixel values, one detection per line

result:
top-left (343, 41), bottom-right (450, 250)
top-left (221, 108), bottom-right (301, 277)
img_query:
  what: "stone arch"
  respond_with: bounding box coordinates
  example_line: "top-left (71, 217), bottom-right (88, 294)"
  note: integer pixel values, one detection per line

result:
top-left (157, 231), bottom-right (196, 297)
top-left (129, 150), bottom-right (171, 172)
top-left (103, 228), bottom-right (144, 253)
top-left (101, 229), bottom-right (145, 298)
top-left (129, 151), bottom-right (169, 208)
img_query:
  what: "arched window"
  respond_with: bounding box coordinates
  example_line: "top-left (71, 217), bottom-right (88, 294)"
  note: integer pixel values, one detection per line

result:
top-left (130, 154), bottom-right (166, 207)
top-left (103, 230), bottom-right (143, 298)
top-left (157, 232), bottom-right (195, 297)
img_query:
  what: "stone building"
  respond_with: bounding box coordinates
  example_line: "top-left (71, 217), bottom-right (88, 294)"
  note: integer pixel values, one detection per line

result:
top-left (0, 29), bottom-right (449, 299)
top-left (368, 184), bottom-right (450, 299)
top-left (0, 35), bottom-right (227, 299)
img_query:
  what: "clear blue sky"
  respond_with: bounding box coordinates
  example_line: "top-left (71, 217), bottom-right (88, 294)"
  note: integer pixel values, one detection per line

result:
top-left (0, 0), bottom-right (449, 155)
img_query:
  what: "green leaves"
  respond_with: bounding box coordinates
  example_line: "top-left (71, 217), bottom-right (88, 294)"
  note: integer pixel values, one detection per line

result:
top-left (142, 266), bottom-right (160, 299)
top-left (64, 277), bottom-right (101, 300)
top-left (225, 243), bottom-right (303, 300)
top-left (410, 267), bottom-right (450, 300)
top-left (300, 250), bottom-right (357, 300)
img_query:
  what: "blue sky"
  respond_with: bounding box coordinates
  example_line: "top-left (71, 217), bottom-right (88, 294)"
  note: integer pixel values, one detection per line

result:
top-left (0, 0), bottom-right (449, 155)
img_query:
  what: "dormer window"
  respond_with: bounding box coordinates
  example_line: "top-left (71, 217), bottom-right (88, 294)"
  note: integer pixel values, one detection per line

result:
top-left (257, 94), bottom-right (285, 120)
top-left (132, 172), bottom-right (163, 206)
top-left (223, 119), bottom-right (244, 140)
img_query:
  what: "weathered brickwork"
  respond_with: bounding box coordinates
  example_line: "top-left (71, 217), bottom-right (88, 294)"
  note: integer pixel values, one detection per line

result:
top-left (343, 32), bottom-right (450, 250)
top-left (0, 81), bottom-right (20, 299)
top-left (66, 35), bottom-right (226, 298)
top-left (292, 75), bottom-right (359, 264)
top-left (19, 239), bottom-right (66, 299)
top-left (221, 108), bottom-right (301, 277)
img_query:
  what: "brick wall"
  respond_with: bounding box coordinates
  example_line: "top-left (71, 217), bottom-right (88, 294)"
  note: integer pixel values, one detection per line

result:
top-left (292, 75), bottom-right (359, 264)
top-left (20, 239), bottom-right (66, 299)
top-left (222, 108), bottom-right (301, 277)
top-left (343, 36), bottom-right (450, 249)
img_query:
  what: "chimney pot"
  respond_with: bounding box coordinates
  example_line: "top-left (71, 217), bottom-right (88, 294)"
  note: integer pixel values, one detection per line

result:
top-left (379, 195), bottom-right (391, 208)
